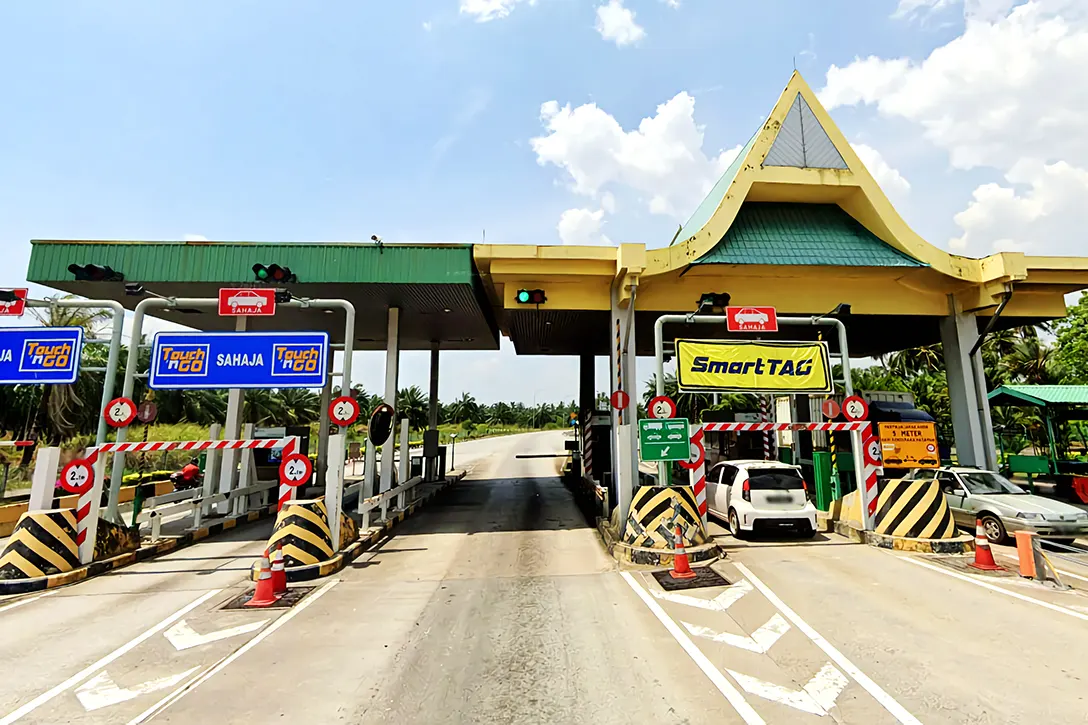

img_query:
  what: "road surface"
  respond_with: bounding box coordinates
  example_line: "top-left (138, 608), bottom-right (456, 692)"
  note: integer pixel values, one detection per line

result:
top-left (2, 430), bottom-right (1087, 723)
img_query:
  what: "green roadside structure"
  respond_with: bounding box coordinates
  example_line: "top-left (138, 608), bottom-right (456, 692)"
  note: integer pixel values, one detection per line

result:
top-left (988, 385), bottom-right (1088, 500)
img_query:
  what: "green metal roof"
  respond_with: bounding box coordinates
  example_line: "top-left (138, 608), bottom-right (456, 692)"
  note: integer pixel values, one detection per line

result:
top-left (28, 241), bottom-right (473, 285)
top-left (673, 130), bottom-right (759, 245)
top-left (988, 385), bottom-right (1088, 407)
top-left (26, 240), bottom-right (499, 350)
top-left (692, 202), bottom-right (928, 267)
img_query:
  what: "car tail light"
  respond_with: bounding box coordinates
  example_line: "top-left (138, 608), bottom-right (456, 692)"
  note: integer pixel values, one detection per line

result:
top-left (802, 479), bottom-right (808, 494)
top-left (742, 478), bottom-right (751, 502)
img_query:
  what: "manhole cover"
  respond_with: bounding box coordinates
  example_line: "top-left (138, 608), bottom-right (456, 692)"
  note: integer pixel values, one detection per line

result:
top-left (652, 566), bottom-right (730, 591)
top-left (220, 586), bottom-right (316, 610)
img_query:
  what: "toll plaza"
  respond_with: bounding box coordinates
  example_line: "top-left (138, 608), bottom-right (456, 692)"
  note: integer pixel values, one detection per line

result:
top-left (4, 69), bottom-right (1088, 725)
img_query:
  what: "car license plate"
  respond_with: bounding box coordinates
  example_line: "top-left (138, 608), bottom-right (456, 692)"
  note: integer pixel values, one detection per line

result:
top-left (766, 495), bottom-right (791, 503)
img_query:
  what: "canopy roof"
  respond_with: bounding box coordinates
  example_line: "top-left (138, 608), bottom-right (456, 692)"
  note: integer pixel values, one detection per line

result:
top-left (988, 385), bottom-right (1088, 408)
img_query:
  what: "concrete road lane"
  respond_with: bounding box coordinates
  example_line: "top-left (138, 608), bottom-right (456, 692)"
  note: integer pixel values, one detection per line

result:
top-left (149, 430), bottom-right (746, 724)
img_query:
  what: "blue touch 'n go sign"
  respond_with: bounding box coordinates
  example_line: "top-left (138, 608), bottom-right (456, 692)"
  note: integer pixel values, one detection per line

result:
top-left (0, 327), bottom-right (83, 384)
top-left (149, 331), bottom-right (328, 390)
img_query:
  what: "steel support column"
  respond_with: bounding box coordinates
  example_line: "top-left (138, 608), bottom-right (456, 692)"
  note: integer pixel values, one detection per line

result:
top-left (940, 297), bottom-right (988, 467)
top-left (379, 308), bottom-right (400, 494)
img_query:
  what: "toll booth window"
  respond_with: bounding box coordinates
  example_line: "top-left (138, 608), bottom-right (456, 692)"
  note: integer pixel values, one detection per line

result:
top-left (746, 469), bottom-right (804, 490)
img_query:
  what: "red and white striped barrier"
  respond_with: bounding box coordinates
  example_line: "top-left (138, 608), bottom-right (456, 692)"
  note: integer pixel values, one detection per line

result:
top-left (76, 437), bottom-right (299, 549)
top-left (689, 427), bottom-right (708, 527)
top-left (759, 396), bottom-right (772, 460)
top-left (698, 421), bottom-right (882, 527)
top-left (0, 440), bottom-right (34, 448)
top-left (582, 419), bottom-right (594, 480)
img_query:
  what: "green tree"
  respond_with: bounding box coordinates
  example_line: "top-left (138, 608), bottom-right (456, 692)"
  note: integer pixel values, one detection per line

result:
top-left (1055, 292), bottom-right (1088, 383)
top-left (397, 386), bottom-right (429, 430)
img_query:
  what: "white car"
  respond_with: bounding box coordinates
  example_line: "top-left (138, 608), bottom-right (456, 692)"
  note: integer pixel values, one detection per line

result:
top-left (228, 291), bottom-right (267, 310)
top-left (733, 308), bottom-right (769, 326)
top-left (707, 459), bottom-right (817, 538)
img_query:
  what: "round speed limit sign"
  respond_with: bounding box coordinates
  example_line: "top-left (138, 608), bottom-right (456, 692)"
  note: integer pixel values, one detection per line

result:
top-left (59, 459), bottom-right (94, 495)
top-left (279, 454), bottom-right (313, 488)
top-left (104, 397), bottom-right (137, 428)
top-left (865, 438), bottom-right (883, 467)
top-left (842, 395), bottom-right (869, 422)
top-left (328, 396), bottom-right (360, 427)
top-left (648, 395), bottom-right (677, 420)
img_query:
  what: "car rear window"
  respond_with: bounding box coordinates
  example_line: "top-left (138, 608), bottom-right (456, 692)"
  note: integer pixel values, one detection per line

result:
top-left (746, 468), bottom-right (804, 490)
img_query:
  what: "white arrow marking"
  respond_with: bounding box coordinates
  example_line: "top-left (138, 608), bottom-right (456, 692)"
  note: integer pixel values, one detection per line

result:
top-left (661, 446), bottom-right (670, 456)
top-left (164, 619), bottom-right (268, 651)
top-left (75, 668), bottom-right (198, 712)
top-left (648, 578), bottom-right (752, 611)
top-left (682, 613), bottom-right (789, 653)
top-left (726, 663), bottom-right (848, 716)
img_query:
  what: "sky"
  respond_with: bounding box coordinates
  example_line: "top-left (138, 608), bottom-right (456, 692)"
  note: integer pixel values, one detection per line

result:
top-left (1, 0), bottom-right (1086, 405)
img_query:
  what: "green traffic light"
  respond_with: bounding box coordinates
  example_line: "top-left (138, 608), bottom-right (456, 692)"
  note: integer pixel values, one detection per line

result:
top-left (517, 290), bottom-right (530, 303)
top-left (257, 268), bottom-right (268, 279)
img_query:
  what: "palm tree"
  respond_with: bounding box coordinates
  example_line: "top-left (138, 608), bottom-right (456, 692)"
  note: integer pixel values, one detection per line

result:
top-left (883, 345), bottom-right (943, 378)
top-left (397, 386), bottom-right (429, 430)
top-left (279, 388), bottom-right (320, 424)
top-left (243, 389), bottom-right (286, 425)
top-left (447, 392), bottom-right (479, 424)
top-left (999, 337), bottom-right (1066, 385)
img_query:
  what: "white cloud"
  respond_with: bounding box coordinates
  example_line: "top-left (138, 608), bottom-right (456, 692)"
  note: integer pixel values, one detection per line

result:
top-left (820, 0), bottom-right (1088, 257)
top-left (423, 21), bottom-right (433, 31)
top-left (853, 143), bottom-right (911, 198)
top-left (557, 207), bottom-right (612, 245)
top-left (531, 92), bottom-right (735, 220)
top-left (892, 0), bottom-right (959, 19)
top-left (595, 0), bottom-right (646, 47)
top-left (459, 0), bottom-right (534, 22)
top-left (183, 234), bottom-right (208, 242)
top-left (600, 191), bottom-right (617, 213)
top-left (661, 0), bottom-right (681, 7)
top-left (950, 160), bottom-right (1088, 254)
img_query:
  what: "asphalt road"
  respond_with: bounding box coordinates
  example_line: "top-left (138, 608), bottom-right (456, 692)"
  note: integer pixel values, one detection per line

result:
top-left (3, 430), bottom-right (1088, 724)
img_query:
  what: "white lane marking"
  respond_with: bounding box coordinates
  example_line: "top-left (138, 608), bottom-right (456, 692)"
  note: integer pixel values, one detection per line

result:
top-left (0, 591), bottom-right (55, 615)
top-left (682, 613), bottom-right (790, 654)
top-left (902, 556), bottom-right (1088, 622)
top-left (734, 563), bottom-right (922, 725)
top-left (76, 668), bottom-right (199, 712)
top-left (648, 578), bottom-right (752, 611)
top-left (726, 662), bottom-right (848, 716)
top-left (164, 619), bottom-right (268, 651)
top-left (0, 589), bottom-right (221, 725)
top-left (620, 572), bottom-right (765, 725)
top-left (126, 580), bottom-right (340, 725)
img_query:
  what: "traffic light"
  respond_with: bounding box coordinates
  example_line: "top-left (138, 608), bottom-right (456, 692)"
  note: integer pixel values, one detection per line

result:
top-left (68, 264), bottom-right (124, 282)
top-left (697, 292), bottom-right (731, 311)
top-left (516, 289), bottom-right (546, 305)
top-left (252, 264), bottom-right (297, 284)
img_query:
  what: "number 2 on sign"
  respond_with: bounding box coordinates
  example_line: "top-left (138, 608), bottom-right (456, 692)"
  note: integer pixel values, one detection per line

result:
top-left (285, 459), bottom-right (307, 481)
top-left (109, 402), bottom-right (130, 421)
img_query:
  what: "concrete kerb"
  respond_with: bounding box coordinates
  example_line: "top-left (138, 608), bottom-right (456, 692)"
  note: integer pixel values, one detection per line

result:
top-left (832, 519), bottom-right (975, 554)
top-left (597, 517), bottom-right (722, 568)
top-left (270, 471), bottom-right (467, 583)
top-left (0, 504), bottom-right (279, 597)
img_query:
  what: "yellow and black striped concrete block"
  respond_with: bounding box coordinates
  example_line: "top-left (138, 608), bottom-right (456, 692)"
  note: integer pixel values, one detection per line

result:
top-left (874, 479), bottom-right (957, 540)
top-left (0, 510), bottom-right (80, 580)
top-left (269, 499), bottom-right (335, 567)
top-left (623, 485), bottom-right (707, 548)
top-left (338, 511), bottom-right (357, 550)
top-left (94, 518), bottom-right (139, 560)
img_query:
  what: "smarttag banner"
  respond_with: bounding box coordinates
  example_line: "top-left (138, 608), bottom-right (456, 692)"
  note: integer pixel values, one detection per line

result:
top-left (150, 331), bottom-right (328, 389)
top-left (675, 339), bottom-right (832, 394)
top-left (0, 327), bottom-right (83, 384)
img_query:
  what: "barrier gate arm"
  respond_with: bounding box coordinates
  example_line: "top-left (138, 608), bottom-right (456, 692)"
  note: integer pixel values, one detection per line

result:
top-left (106, 295), bottom-right (355, 523)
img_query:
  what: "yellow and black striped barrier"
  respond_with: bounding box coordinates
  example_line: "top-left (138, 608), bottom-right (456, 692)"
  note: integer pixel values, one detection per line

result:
top-left (623, 485), bottom-right (708, 548)
top-left (874, 478), bottom-right (957, 539)
top-left (268, 499), bottom-right (335, 566)
top-left (0, 510), bottom-right (81, 580)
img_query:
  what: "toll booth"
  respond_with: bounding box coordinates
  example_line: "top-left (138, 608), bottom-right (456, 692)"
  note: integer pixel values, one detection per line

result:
top-left (583, 410), bottom-right (612, 493)
top-left (253, 425), bottom-right (311, 480)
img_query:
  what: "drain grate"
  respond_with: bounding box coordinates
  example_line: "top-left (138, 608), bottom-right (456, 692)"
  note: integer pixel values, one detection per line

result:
top-left (220, 586), bottom-right (316, 610)
top-left (652, 566), bottom-right (730, 591)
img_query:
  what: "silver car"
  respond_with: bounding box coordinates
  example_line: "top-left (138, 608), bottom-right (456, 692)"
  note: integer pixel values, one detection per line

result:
top-left (907, 467), bottom-right (1088, 544)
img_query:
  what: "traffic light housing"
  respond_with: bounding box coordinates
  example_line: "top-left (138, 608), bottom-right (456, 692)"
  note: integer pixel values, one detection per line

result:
top-left (252, 264), bottom-right (297, 284)
top-left (516, 289), bottom-right (546, 305)
top-left (68, 264), bottom-right (124, 282)
top-left (697, 292), bottom-right (731, 311)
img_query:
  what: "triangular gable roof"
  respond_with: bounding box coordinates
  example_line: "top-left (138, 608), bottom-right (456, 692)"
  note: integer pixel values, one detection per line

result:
top-left (650, 71), bottom-right (964, 278)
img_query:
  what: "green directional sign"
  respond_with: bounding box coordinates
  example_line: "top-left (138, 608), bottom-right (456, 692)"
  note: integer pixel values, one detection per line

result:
top-left (638, 418), bottom-right (690, 462)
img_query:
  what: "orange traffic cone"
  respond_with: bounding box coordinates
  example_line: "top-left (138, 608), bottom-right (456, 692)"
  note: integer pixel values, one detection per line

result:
top-left (270, 544), bottom-right (287, 595)
top-left (245, 552), bottom-right (282, 607)
top-left (969, 519), bottom-right (1004, 572)
top-left (670, 525), bottom-right (697, 580)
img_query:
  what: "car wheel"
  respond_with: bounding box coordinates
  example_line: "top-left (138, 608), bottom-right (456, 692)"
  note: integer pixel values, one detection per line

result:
top-left (980, 514), bottom-right (1007, 545)
top-left (729, 509), bottom-right (747, 540)
top-left (799, 525), bottom-right (817, 539)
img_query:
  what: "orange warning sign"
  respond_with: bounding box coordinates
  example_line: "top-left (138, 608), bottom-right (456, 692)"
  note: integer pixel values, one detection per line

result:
top-left (878, 422), bottom-right (939, 468)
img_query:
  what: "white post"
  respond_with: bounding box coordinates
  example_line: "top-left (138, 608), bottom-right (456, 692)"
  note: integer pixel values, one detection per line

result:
top-left (200, 423), bottom-right (222, 521)
top-left (29, 447), bottom-right (61, 511)
top-left (79, 455), bottom-right (108, 564)
top-left (379, 307), bottom-right (400, 496)
top-left (317, 363), bottom-right (333, 485)
top-left (235, 423), bottom-right (255, 516)
top-left (361, 438), bottom-right (377, 513)
top-left (217, 317), bottom-right (247, 514)
top-left (325, 432), bottom-right (346, 550)
top-left (398, 419), bottom-right (409, 510)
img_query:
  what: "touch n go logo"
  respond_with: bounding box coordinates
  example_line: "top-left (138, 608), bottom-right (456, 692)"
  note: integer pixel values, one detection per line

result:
top-left (272, 343), bottom-right (321, 375)
top-left (158, 344), bottom-right (210, 376)
top-left (19, 339), bottom-right (76, 372)
top-left (0, 327), bottom-right (83, 384)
